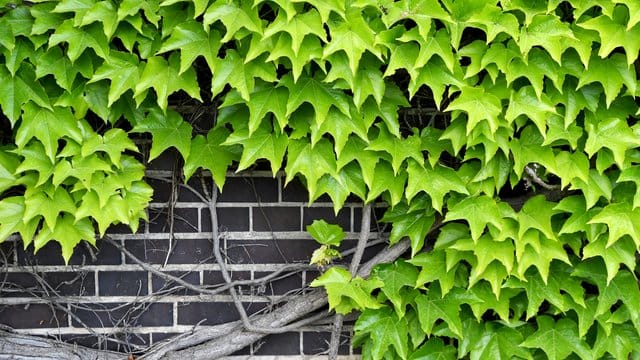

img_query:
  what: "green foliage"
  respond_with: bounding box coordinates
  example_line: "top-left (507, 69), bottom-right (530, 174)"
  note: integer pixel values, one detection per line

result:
top-left (2, 0), bottom-right (640, 358)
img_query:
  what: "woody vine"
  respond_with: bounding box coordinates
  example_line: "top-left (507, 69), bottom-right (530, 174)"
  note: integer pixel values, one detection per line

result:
top-left (1, 0), bottom-right (640, 358)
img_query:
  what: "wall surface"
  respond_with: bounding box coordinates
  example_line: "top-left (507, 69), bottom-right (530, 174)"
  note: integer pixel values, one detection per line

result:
top-left (0, 153), bottom-right (385, 358)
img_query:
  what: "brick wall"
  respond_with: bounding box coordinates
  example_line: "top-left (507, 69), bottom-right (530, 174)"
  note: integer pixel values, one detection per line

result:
top-left (0, 158), bottom-right (385, 358)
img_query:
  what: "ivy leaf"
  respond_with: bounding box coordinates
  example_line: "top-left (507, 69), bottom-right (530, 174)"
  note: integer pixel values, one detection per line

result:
top-left (366, 126), bottom-right (422, 175)
top-left (134, 54), bottom-right (201, 111)
top-left (505, 271), bottom-right (568, 319)
top-left (373, 260), bottom-right (419, 317)
top-left (81, 128), bottom-right (137, 167)
top-left (596, 270), bottom-right (640, 335)
top-left (520, 14), bottom-right (577, 64)
top-left (415, 285), bottom-right (473, 338)
top-left (14, 142), bottom-right (55, 187)
top-left (365, 161), bottom-right (406, 207)
top-left (284, 138), bottom-right (336, 198)
top-left (212, 50), bottom-right (276, 101)
top-left (444, 195), bottom-right (504, 242)
top-left (409, 337), bottom-right (456, 360)
top-left (246, 84), bottom-right (289, 135)
top-left (34, 214), bottom-right (95, 264)
top-left (89, 51), bottom-right (141, 106)
top-left (323, 7), bottom-right (379, 74)
top-left (307, 219), bottom-right (346, 246)
top-left (16, 103), bottom-right (83, 161)
top-left (569, 170), bottom-right (612, 209)
top-left (588, 202), bottom-right (640, 247)
top-left (23, 186), bottom-right (76, 231)
top-left (381, 199), bottom-right (436, 253)
top-left (34, 46), bottom-right (79, 92)
top-left (583, 235), bottom-right (636, 284)
top-left (408, 57), bottom-right (465, 108)
top-left (75, 191), bottom-right (121, 236)
top-left (203, 1), bottom-right (262, 42)
top-left (412, 28), bottom-right (456, 73)
top-left (467, 322), bottom-right (532, 360)
top-left (577, 54), bottom-right (636, 107)
top-left (450, 234), bottom-right (514, 279)
top-left (79, 1), bottom-right (119, 39)
top-left (406, 161), bottom-right (469, 213)
top-left (49, 21), bottom-right (109, 62)
top-left (354, 307), bottom-right (408, 360)
top-left (618, 166), bottom-right (640, 208)
top-left (263, 9), bottom-right (326, 55)
top-left (514, 232), bottom-right (571, 282)
top-left (0, 197), bottom-right (27, 241)
top-left (0, 18), bottom-right (15, 50)
top-left (518, 195), bottom-right (558, 241)
top-left (446, 86), bottom-right (503, 134)
top-left (311, 107), bottom-right (368, 158)
top-left (267, 33), bottom-right (324, 83)
top-left (584, 116), bottom-right (640, 169)
top-left (313, 163), bottom-right (366, 212)
top-left (408, 250), bottom-right (458, 297)
top-left (382, 0), bottom-right (450, 40)
top-left (0, 66), bottom-right (50, 126)
top-left (284, 75), bottom-right (351, 128)
top-left (131, 108), bottom-right (192, 161)
top-left (157, 21), bottom-right (221, 74)
top-left (52, 154), bottom-right (112, 189)
top-left (505, 86), bottom-right (557, 137)
top-left (593, 323), bottom-right (640, 360)
top-left (183, 128), bottom-right (237, 188)
top-left (520, 316), bottom-right (593, 360)
top-left (223, 123), bottom-right (288, 174)
top-left (468, 4), bottom-right (520, 43)
top-left (337, 137), bottom-right (378, 192)
top-left (310, 267), bottom-right (382, 313)
top-left (579, 14), bottom-right (640, 66)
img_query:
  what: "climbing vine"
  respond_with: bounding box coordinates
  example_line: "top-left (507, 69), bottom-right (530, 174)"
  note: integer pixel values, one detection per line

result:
top-left (1, 0), bottom-right (640, 358)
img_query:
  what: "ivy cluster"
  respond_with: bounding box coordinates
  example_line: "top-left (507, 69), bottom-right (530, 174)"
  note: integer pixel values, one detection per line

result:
top-left (1, 0), bottom-right (640, 358)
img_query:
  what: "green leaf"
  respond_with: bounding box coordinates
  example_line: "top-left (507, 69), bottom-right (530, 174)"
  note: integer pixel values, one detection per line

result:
top-left (584, 115), bottom-right (640, 169)
top-left (409, 337), bottom-right (456, 360)
top-left (518, 195), bottom-right (558, 241)
top-left (0, 66), bottom-right (50, 125)
top-left (408, 57), bottom-right (465, 108)
top-left (382, 0), bottom-right (450, 40)
top-left (52, 154), bottom-right (112, 188)
top-left (365, 161), bottom-right (406, 207)
top-left (224, 123), bottom-right (288, 174)
top-left (520, 14), bottom-right (577, 64)
top-left (88, 51), bottom-right (141, 106)
top-left (203, 1), bottom-right (262, 42)
top-left (14, 142), bottom-right (55, 187)
top-left (467, 322), bottom-right (532, 360)
top-left (263, 9), bottom-right (326, 55)
top-left (157, 21), bottom-right (221, 74)
top-left (381, 199), bottom-right (435, 253)
top-left (310, 267), bottom-right (382, 313)
top-left (367, 127), bottom-right (422, 175)
top-left (0, 197), bottom-right (27, 241)
top-left (131, 108), bottom-right (192, 161)
top-left (505, 86), bottom-right (557, 137)
top-left (589, 202), bottom-right (640, 247)
top-left (373, 260), bottom-right (419, 317)
top-left (569, 170), bottom-right (612, 209)
top-left (34, 214), bottom-right (95, 264)
top-left (35, 46), bottom-right (81, 92)
top-left (23, 186), bottom-right (76, 231)
top-left (16, 103), bottom-right (83, 161)
top-left (284, 138), bottom-right (336, 198)
top-left (49, 20), bottom-right (109, 62)
top-left (313, 163), bottom-right (366, 212)
top-left (183, 128), bottom-right (237, 188)
top-left (577, 54), bottom-right (636, 107)
top-left (79, 1), bottom-right (119, 38)
top-left (406, 161), bottom-right (468, 213)
top-left (323, 7), bottom-right (379, 74)
top-left (446, 86), bottom-right (503, 134)
top-left (212, 50), bottom-right (276, 101)
top-left (408, 250), bottom-right (458, 297)
top-left (505, 270), bottom-right (569, 319)
top-left (81, 128), bottom-right (138, 167)
top-left (414, 285), bottom-right (471, 338)
top-left (306, 219), bottom-right (346, 246)
top-left (450, 233), bottom-right (514, 280)
top-left (596, 270), bottom-right (640, 336)
top-left (354, 306), bottom-right (409, 360)
top-left (311, 107), bottom-right (368, 158)
top-left (520, 316), bottom-right (593, 360)
top-left (593, 323), bottom-right (640, 360)
top-left (444, 195), bottom-right (504, 242)
top-left (618, 166), bottom-right (640, 208)
top-left (583, 235), bottom-right (636, 284)
top-left (134, 54), bottom-right (201, 111)
top-left (579, 13), bottom-right (640, 66)
top-left (245, 84), bottom-right (289, 135)
top-left (284, 75), bottom-right (351, 128)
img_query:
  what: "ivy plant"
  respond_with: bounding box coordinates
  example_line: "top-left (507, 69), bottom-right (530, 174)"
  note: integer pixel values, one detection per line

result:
top-left (1, 0), bottom-right (640, 358)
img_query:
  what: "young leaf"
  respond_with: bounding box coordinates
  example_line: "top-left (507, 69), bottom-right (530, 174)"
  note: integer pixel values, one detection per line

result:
top-left (588, 202), bottom-right (640, 247)
top-left (323, 7), bottom-right (379, 74)
top-left (365, 161), bottom-right (406, 207)
top-left (284, 138), bottom-right (337, 198)
top-left (366, 126), bottom-right (422, 175)
top-left (157, 21), bottom-right (221, 74)
top-left (212, 50), bottom-right (276, 101)
top-left (0, 66), bottom-right (50, 126)
top-left (584, 116), bottom-right (640, 169)
top-left (23, 186), bottom-right (76, 231)
top-left (446, 86), bottom-right (503, 134)
top-left (48, 21), bottom-right (109, 62)
top-left (262, 9), bottom-right (326, 55)
top-left (306, 219), bottom-right (346, 246)
top-left (406, 161), bottom-right (468, 213)
top-left (310, 266), bottom-right (382, 313)
top-left (444, 195), bottom-right (504, 242)
top-left (223, 123), bottom-right (288, 175)
top-left (0, 197), bottom-right (27, 241)
top-left (203, 1), bottom-right (262, 42)
top-left (381, 199), bottom-right (436, 253)
top-left (579, 13), bottom-right (640, 66)
top-left (183, 128), bottom-right (237, 188)
top-left (284, 74), bottom-right (351, 128)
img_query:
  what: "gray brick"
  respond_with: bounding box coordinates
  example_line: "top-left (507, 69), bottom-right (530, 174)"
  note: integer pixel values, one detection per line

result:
top-left (98, 271), bottom-right (148, 296)
top-left (252, 207), bottom-right (301, 231)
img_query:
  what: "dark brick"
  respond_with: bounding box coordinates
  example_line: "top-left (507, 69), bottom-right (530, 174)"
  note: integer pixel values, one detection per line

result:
top-left (105, 220), bottom-right (144, 234)
top-left (152, 271), bottom-right (199, 296)
top-left (252, 207), bottom-right (301, 231)
top-left (147, 147), bottom-right (180, 170)
top-left (226, 240), bottom-right (317, 264)
top-left (254, 332), bottom-right (300, 355)
top-left (0, 241), bottom-right (15, 266)
top-left (202, 270), bottom-right (251, 294)
top-left (1, 271), bottom-right (95, 297)
top-left (254, 271), bottom-right (303, 296)
top-left (282, 177), bottom-right (331, 203)
top-left (149, 207), bottom-right (199, 233)
top-left (125, 238), bottom-right (214, 265)
top-left (18, 241), bottom-right (121, 266)
top-left (72, 302), bottom-right (173, 327)
top-left (304, 270), bottom-right (321, 285)
top-left (353, 206), bottom-right (387, 232)
top-left (177, 176), bottom-right (208, 202)
top-left (339, 240), bottom-right (387, 264)
top-left (147, 177), bottom-right (172, 203)
top-left (61, 333), bottom-right (150, 353)
top-left (0, 304), bottom-right (67, 328)
top-left (303, 207), bottom-right (351, 231)
top-left (177, 302), bottom-right (236, 325)
top-left (98, 271), bottom-right (148, 296)
top-left (202, 207), bottom-right (250, 231)
top-left (218, 176), bottom-right (279, 203)
top-left (303, 331), bottom-right (350, 355)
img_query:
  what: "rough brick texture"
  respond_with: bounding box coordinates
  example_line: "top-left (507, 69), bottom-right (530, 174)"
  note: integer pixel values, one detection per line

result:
top-left (0, 171), bottom-right (380, 357)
